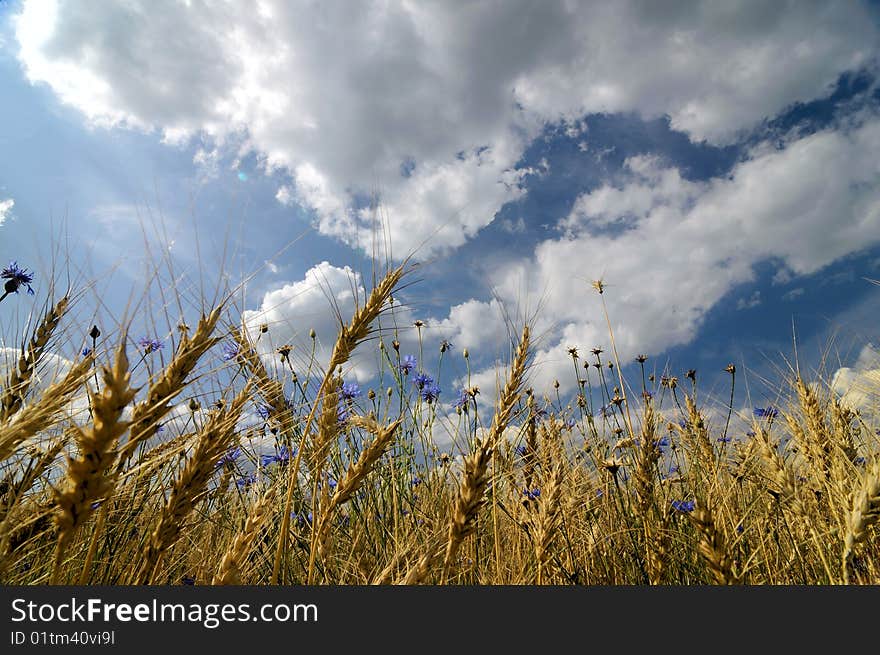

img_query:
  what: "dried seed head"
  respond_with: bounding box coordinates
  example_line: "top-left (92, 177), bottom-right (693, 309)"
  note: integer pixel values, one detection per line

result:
top-left (89, 325), bottom-right (101, 340)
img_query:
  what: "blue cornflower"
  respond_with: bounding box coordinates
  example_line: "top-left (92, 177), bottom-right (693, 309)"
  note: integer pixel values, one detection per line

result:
top-left (854, 456), bottom-right (867, 467)
top-left (671, 500), bottom-right (695, 513)
top-left (754, 406), bottom-right (779, 419)
top-left (452, 388), bottom-right (470, 412)
top-left (420, 382), bottom-right (441, 403)
top-left (235, 473), bottom-right (257, 489)
top-left (221, 343), bottom-right (239, 361)
top-left (745, 430), bottom-right (756, 438)
top-left (341, 381), bottom-right (362, 400)
top-left (523, 488), bottom-right (541, 501)
top-left (411, 476), bottom-right (422, 487)
top-left (717, 436), bottom-right (732, 443)
top-left (515, 444), bottom-right (528, 457)
top-left (216, 447), bottom-right (242, 468)
top-left (261, 445), bottom-right (294, 467)
top-left (412, 372), bottom-right (433, 390)
top-left (654, 436), bottom-right (670, 449)
top-left (399, 354), bottom-right (417, 374)
top-left (1, 261), bottom-right (35, 297)
top-left (337, 404), bottom-right (349, 425)
top-left (81, 347), bottom-right (92, 357)
top-left (138, 337), bottom-right (164, 354)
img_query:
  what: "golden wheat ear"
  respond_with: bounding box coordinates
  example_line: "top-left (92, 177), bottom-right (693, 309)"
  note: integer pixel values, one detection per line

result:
top-left (50, 343), bottom-right (136, 584)
top-left (1, 296), bottom-right (70, 423)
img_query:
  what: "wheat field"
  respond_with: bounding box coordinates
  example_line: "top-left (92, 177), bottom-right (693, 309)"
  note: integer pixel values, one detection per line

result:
top-left (0, 258), bottom-right (878, 586)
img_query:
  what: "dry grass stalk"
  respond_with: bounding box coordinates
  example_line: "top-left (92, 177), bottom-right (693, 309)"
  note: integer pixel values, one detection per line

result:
top-left (533, 459), bottom-right (565, 584)
top-left (0, 437), bottom-right (67, 523)
top-left (842, 459), bottom-right (880, 584)
top-left (442, 325), bottom-right (530, 577)
top-left (314, 416), bottom-right (402, 574)
top-left (118, 307), bottom-right (223, 466)
top-left (213, 487), bottom-right (277, 585)
top-left (0, 354), bottom-right (92, 462)
top-left (691, 501), bottom-right (739, 585)
top-left (135, 383), bottom-right (250, 584)
top-left (1, 296), bottom-right (69, 421)
top-left (233, 327), bottom-right (296, 440)
top-left (281, 264), bottom-right (405, 585)
top-left (51, 344), bottom-right (136, 583)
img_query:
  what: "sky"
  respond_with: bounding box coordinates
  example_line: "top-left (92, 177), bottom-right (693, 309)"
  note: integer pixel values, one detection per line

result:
top-left (1, 0), bottom-right (880, 431)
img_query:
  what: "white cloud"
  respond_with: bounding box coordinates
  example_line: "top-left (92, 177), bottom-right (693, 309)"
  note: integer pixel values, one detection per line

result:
top-left (782, 287), bottom-right (805, 302)
top-left (241, 261), bottom-right (408, 381)
top-left (13, 0), bottom-right (879, 256)
top-left (450, 119), bottom-right (880, 394)
top-left (832, 344), bottom-right (880, 414)
top-left (0, 198), bottom-right (13, 226)
top-left (736, 291), bottom-right (762, 311)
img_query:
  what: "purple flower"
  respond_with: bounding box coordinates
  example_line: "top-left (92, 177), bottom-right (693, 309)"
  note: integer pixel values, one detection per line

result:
top-left (523, 488), bottom-right (541, 501)
top-left (337, 403), bottom-right (349, 425)
top-left (671, 500), bottom-right (695, 513)
top-left (1, 261), bottom-right (35, 296)
top-left (261, 445), bottom-right (294, 467)
top-left (754, 406), bottom-right (779, 419)
top-left (138, 337), bottom-right (164, 354)
top-left (412, 372), bottom-right (434, 390)
top-left (420, 382), bottom-right (441, 403)
top-left (341, 381), bottom-right (362, 400)
top-left (216, 447), bottom-right (241, 468)
top-left (221, 343), bottom-right (239, 361)
top-left (452, 388), bottom-right (470, 412)
top-left (235, 473), bottom-right (257, 489)
top-left (399, 354), bottom-right (417, 374)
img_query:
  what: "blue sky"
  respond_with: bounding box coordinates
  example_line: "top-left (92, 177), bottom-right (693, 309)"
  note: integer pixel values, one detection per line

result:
top-left (1, 0), bottom-right (880, 422)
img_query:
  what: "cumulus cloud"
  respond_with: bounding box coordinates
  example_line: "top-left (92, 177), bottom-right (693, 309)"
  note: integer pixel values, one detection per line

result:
top-left (0, 198), bottom-right (13, 226)
top-left (240, 260), bottom-right (409, 381)
top-left (13, 0), bottom-right (879, 256)
top-left (451, 118), bottom-right (880, 394)
top-left (832, 344), bottom-right (880, 414)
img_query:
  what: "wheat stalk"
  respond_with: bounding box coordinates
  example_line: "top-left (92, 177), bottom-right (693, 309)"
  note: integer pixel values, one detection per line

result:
top-left (118, 307), bottom-right (223, 467)
top-left (1, 296), bottom-right (69, 422)
top-left (213, 487), bottom-right (277, 585)
top-left (0, 354), bottom-right (92, 462)
top-left (842, 459), bottom-right (880, 584)
top-left (50, 343), bottom-right (136, 584)
top-left (135, 383), bottom-right (250, 584)
top-left (442, 325), bottom-right (530, 579)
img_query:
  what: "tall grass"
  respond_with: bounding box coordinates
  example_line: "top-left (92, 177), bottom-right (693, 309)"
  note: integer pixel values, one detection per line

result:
top-left (0, 259), bottom-right (878, 586)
